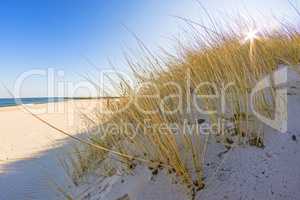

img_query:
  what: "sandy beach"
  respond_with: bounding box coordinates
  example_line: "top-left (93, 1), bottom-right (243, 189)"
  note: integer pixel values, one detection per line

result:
top-left (0, 1), bottom-right (299, 199)
top-left (0, 100), bottom-right (101, 199)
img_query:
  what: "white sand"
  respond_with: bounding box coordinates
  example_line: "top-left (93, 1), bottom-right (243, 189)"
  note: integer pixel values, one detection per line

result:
top-left (0, 100), bottom-right (102, 199)
top-left (2, 69), bottom-right (300, 200)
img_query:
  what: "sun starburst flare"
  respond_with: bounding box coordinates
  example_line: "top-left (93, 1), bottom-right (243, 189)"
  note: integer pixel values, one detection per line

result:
top-left (243, 29), bottom-right (260, 43)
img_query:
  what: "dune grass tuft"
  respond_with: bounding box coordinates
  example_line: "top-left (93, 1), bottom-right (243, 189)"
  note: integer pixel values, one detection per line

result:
top-left (67, 14), bottom-right (300, 197)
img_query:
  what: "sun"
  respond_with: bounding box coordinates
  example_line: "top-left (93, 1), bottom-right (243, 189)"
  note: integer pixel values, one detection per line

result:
top-left (243, 29), bottom-right (260, 43)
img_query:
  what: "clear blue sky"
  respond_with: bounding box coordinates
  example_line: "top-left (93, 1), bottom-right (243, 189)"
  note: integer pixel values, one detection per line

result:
top-left (0, 0), bottom-right (298, 97)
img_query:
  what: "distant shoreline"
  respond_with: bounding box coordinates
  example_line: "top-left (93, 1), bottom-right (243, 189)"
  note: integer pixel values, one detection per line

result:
top-left (0, 97), bottom-right (121, 108)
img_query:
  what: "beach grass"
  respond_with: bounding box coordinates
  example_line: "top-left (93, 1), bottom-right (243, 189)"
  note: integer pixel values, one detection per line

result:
top-left (66, 14), bottom-right (300, 197)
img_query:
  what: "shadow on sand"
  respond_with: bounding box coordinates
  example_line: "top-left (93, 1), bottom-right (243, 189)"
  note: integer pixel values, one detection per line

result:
top-left (0, 134), bottom-right (83, 200)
